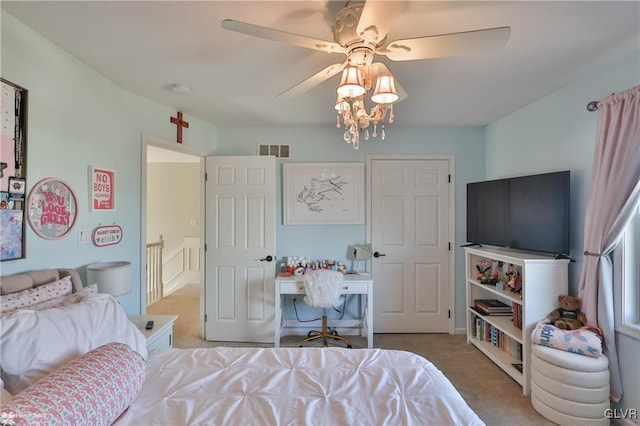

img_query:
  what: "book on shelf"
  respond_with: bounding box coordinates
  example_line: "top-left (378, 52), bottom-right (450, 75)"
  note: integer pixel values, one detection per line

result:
top-left (474, 299), bottom-right (511, 310)
top-left (473, 299), bottom-right (512, 315)
top-left (470, 306), bottom-right (512, 316)
top-left (472, 316), bottom-right (523, 361)
top-left (512, 303), bottom-right (523, 329)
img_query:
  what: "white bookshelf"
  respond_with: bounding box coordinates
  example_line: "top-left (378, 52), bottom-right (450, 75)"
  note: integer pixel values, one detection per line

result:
top-left (464, 246), bottom-right (568, 395)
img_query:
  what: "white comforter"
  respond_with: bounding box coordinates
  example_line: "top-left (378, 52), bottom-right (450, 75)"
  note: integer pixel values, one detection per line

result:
top-left (115, 347), bottom-right (484, 426)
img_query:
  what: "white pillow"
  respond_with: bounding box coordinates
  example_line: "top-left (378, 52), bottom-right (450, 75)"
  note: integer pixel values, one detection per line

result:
top-left (0, 275), bottom-right (73, 314)
top-left (0, 293), bottom-right (147, 395)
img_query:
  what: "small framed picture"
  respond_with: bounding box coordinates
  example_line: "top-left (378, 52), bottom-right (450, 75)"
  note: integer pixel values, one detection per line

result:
top-left (283, 162), bottom-right (364, 225)
top-left (8, 177), bottom-right (25, 195)
top-left (0, 191), bottom-right (11, 209)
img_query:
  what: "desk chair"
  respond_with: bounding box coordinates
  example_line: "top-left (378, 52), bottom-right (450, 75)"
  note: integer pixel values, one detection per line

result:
top-left (298, 270), bottom-right (352, 348)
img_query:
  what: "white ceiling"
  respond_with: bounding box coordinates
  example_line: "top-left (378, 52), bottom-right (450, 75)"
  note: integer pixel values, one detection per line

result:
top-left (2, 1), bottom-right (639, 128)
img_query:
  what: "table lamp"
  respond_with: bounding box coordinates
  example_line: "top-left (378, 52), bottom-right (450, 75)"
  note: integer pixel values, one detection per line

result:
top-left (87, 261), bottom-right (132, 296)
top-left (352, 243), bottom-right (372, 275)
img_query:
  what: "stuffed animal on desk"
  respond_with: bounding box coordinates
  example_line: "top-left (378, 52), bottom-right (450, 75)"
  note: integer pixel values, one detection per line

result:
top-left (547, 295), bottom-right (587, 330)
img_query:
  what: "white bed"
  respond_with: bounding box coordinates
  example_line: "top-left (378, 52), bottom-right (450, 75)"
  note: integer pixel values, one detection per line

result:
top-left (115, 346), bottom-right (482, 425)
top-left (0, 269), bottom-right (484, 426)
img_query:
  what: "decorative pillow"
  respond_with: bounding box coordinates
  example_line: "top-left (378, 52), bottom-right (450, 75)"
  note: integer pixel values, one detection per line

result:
top-left (81, 283), bottom-right (98, 294)
top-left (0, 293), bottom-right (148, 395)
top-left (0, 276), bottom-right (73, 314)
top-left (27, 293), bottom-right (86, 312)
top-left (531, 320), bottom-right (603, 357)
top-left (25, 284), bottom-right (99, 312)
top-left (0, 342), bottom-right (145, 425)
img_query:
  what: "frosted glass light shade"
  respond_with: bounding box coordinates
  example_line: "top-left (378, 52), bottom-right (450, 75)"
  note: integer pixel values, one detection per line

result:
top-left (337, 65), bottom-right (365, 98)
top-left (371, 74), bottom-right (398, 104)
top-left (87, 261), bottom-right (132, 297)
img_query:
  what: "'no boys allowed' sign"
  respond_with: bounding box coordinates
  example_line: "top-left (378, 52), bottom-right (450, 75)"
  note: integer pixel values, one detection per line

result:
top-left (90, 167), bottom-right (115, 211)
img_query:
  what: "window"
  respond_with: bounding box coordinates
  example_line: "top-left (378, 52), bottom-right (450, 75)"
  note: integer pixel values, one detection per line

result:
top-left (614, 204), bottom-right (640, 339)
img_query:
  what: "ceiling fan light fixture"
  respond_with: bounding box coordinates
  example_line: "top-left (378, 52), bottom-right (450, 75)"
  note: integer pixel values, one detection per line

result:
top-left (337, 65), bottom-right (366, 98)
top-left (221, 1), bottom-right (512, 152)
top-left (335, 95), bottom-right (349, 111)
top-left (335, 65), bottom-right (396, 150)
top-left (371, 74), bottom-right (398, 104)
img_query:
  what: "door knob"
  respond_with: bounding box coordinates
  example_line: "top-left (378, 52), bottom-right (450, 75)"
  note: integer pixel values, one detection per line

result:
top-left (373, 251), bottom-right (386, 258)
top-left (260, 255), bottom-right (273, 262)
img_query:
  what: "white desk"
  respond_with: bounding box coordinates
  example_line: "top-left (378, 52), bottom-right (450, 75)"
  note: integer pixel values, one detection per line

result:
top-left (274, 274), bottom-right (373, 348)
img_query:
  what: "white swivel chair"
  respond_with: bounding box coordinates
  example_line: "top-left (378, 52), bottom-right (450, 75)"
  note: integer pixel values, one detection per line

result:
top-left (298, 269), bottom-right (352, 348)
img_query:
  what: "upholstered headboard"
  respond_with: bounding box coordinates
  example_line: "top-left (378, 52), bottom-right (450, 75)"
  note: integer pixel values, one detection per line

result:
top-left (1, 269), bottom-right (84, 295)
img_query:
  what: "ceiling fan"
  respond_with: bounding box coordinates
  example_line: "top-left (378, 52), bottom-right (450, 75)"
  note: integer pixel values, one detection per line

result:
top-left (221, 1), bottom-right (511, 99)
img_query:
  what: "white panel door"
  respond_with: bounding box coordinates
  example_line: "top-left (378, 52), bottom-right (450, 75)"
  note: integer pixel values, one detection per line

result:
top-left (205, 156), bottom-right (276, 342)
top-left (370, 158), bottom-right (451, 332)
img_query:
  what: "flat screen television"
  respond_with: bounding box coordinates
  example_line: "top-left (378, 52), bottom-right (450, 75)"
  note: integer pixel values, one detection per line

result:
top-left (466, 171), bottom-right (570, 256)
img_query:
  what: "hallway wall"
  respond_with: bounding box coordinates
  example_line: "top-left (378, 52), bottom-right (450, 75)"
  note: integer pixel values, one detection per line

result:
top-left (147, 162), bottom-right (201, 247)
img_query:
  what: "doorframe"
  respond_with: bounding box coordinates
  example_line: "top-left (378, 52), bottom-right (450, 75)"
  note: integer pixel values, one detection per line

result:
top-left (365, 154), bottom-right (456, 334)
top-left (140, 133), bottom-right (207, 337)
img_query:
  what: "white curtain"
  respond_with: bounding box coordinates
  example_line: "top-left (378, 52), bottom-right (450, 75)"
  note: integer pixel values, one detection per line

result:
top-left (578, 85), bottom-right (640, 402)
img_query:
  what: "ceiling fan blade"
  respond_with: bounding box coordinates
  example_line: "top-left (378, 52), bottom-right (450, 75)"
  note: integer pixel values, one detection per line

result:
top-left (222, 19), bottom-right (345, 54)
top-left (278, 62), bottom-right (347, 99)
top-left (380, 26), bottom-right (511, 61)
top-left (369, 62), bottom-right (407, 102)
top-left (356, 0), bottom-right (407, 46)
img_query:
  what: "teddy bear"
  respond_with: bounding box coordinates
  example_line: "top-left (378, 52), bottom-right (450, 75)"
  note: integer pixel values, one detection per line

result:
top-left (547, 295), bottom-right (587, 330)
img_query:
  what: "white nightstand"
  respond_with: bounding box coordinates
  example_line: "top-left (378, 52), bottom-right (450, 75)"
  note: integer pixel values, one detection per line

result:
top-left (128, 315), bottom-right (178, 350)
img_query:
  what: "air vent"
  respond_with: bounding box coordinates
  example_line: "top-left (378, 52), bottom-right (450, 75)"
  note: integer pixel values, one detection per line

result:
top-left (258, 144), bottom-right (290, 159)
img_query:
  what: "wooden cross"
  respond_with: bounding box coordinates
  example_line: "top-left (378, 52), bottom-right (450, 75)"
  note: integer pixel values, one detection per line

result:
top-left (170, 111), bottom-right (189, 144)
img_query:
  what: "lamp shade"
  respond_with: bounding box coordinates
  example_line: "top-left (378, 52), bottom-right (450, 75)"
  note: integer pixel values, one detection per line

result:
top-left (337, 65), bottom-right (366, 98)
top-left (371, 74), bottom-right (398, 104)
top-left (87, 261), bottom-right (132, 297)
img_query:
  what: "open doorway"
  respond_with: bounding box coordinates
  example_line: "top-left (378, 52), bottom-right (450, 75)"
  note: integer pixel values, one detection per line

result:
top-left (140, 135), bottom-right (206, 346)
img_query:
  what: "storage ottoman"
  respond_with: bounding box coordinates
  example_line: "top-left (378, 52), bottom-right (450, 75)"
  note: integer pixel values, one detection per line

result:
top-left (531, 344), bottom-right (610, 426)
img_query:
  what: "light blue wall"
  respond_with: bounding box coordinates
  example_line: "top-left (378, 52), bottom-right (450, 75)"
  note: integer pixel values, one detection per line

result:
top-left (217, 125), bottom-right (485, 326)
top-left (485, 50), bottom-right (640, 417)
top-left (0, 13), bottom-right (218, 314)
